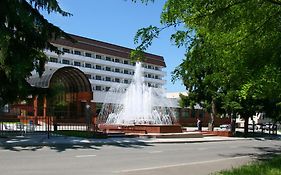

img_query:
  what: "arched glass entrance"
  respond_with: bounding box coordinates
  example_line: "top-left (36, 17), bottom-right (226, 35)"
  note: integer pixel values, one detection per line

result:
top-left (28, 66), bottom-right (93, 123)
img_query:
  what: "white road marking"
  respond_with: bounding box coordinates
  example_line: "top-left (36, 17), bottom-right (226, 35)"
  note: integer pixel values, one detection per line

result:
top-left (75, 154), bottom-right (97, 158)
top-left (117, 155), bottom-right (250, 173)
top-left (149, 151), bottom-right (163, 154)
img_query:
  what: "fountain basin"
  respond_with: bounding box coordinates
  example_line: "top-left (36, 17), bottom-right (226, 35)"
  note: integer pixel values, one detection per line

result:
top-left (99, 124), bottom-right (182, 134)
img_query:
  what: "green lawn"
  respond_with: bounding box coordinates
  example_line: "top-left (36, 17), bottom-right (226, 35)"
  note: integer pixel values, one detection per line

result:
top-left (214, 155), bottom-right (281, 175)
top-left (234, 131), bottom-right (278, 138)
top-left (53, 130), bottom-right (107, 139)
top-left (2, 122), bottom-right (20, 124)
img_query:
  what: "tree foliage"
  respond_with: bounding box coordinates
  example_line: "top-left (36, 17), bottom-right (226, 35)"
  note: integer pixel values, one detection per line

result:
top-left (133, 0), bottom-right (281, 126)
top-left (0, 0), bottom-right (71, 106)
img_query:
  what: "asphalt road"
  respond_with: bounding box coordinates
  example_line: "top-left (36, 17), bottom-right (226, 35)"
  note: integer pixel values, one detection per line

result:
top-left (0, 139), bottom-right (280, 175)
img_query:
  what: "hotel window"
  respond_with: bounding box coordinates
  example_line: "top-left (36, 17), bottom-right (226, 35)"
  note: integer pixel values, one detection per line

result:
top-left (105, 77), bottom-right (111, 81)
top-left (115, 58), bottom-right (120, 63)
top-left (147, 74), bottom-right (152, 78)
top-left (147, 65), bottom-right (152, 69)
top-left (155, 75), bottom-right (159, 79)
top-left (184, 111), bottom-right (189, 118)
top-left (115, 68), bottom-right (120, 73)
top-left (124, 69), bottom-right (129, 74)
top-left (85, 74), bottom-right (91, 79)
top-left (124, 60), bottom-right (129, 64)
top-left (74, 50), bottom-right (81, 55)
top-left (85, 63), bottom-right (92, 68)
top-left (175, 109), bottom-right (180, 119)
top-left (105, 67), bottom-right (111, 71)
top-left (105, 87), bottom-right (110, 91)
top-left (96, 86), bottom-right (102, 91)
top-left (95, 75), bottom-right (102, 80)
top-left (124, 79), bottom-right (129, 84)
top-left (96, 65), bottom-right (102, 70)
top-left (85, 52), bottom-right (92, 57)
top-left (62, 48), bottom-right (70, 53)
top-left (62, 59), bottom-right (70, 65)
top-left (199, 111), bottom-right (204, 118)
top-left (155, 67), bottom-right (159, 70)
top-left (96, 54), bottom-right (102, 59)
top-left (191, 110), bottom-right (196, 118)
top-left (106, 56), bottom-right (111, 61)
top-left (74, 61), bottom-right (81, 66)
top-left (49, 57), bottom-right (58, 63)
top-left (115, 78), bottom-right (120, 83)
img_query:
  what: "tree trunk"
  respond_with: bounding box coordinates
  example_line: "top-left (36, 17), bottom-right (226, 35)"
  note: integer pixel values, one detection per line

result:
top-left (231, 113), bottom-right (236, 134)
top-left (209, 99), bottom-right (216, 131)
top-left (244, 116), bottom-right (249, 137)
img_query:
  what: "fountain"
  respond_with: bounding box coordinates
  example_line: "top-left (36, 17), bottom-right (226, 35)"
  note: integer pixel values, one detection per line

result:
top-left (98, 62), bottom-right (182, 134)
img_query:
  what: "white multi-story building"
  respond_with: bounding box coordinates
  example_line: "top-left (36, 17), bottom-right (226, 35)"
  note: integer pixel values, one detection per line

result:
top-left (44, 34), bottom-right (167, 104)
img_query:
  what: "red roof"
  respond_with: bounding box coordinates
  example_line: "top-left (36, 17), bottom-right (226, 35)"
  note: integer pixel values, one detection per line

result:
top-left (51, 33), bottom-right (166, 67)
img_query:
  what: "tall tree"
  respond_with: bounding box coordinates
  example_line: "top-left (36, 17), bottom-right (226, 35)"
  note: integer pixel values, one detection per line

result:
top-left (0, 0), bottom-right (72, 106)
top-left (132, 0), bottom-right (281, 132)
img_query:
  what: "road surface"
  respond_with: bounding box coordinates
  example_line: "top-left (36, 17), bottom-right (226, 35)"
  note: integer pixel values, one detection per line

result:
top-left (0, 139), bottom-right (280, 175)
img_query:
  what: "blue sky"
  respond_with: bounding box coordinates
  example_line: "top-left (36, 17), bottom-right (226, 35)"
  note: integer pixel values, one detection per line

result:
top-left (43, 0), bottom-right (186, 92)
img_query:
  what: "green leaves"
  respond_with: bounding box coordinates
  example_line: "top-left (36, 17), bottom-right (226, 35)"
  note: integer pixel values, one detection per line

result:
top-left (134, 25), bottom-right (160, 51)
top-left (0, 0), bottom-right (71, 105)
top-left (134, 0), bottom-right (281, 122)
top-left (130, 25), bottom-right (160, 62)
top-left (130, 0), bottom-right (154, 5)
top-left (29, 0), bottom-right (72, 16)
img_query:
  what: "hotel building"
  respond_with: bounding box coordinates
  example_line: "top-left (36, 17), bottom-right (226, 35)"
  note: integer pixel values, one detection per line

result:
top-left (5, 34), bottom-right (231, 129)
top-left (43, 34), bottom-right (166, 106)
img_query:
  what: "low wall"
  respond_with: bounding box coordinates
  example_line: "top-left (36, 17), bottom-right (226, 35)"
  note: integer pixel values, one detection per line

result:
top-left (99, 124), bottom-right (182, 134)
top-left (204, 130), bottom-right (233, 137)
top-left (134, 125), bottom-right (182, 133)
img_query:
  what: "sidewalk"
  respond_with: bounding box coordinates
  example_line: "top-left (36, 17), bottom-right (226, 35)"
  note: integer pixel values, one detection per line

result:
top-left (1, 128), bottom-right (280, 147)
top-left (0, 134), bottom-right (255, 147)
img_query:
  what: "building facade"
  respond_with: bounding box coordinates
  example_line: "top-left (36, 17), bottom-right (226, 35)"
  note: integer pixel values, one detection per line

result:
top-left (43, 34), bottom-right (166, 106)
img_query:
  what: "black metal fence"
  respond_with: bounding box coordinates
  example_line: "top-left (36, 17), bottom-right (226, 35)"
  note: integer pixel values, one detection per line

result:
top-left (0, 115), bottom-right (96, 137)
top-left (248, 123), bottom-right (279, 135)
top-left (0, 118), bottom-right (96, 137)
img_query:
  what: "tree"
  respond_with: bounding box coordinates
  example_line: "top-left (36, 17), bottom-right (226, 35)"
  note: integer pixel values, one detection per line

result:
top-left (132, 0), bottom-right (281, 133)
top-left (0, 0), bottom-right (72, 106)
top-left (172, 38), bottom-right (225, 130)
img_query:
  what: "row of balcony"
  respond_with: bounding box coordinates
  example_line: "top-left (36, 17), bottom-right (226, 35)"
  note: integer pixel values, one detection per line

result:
top-left (46, 62), bottom-right (166, 86)
top-left (45, 50), bottom-right (166, 76)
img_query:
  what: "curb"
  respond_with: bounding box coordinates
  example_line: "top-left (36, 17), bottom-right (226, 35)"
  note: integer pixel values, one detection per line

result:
top-left (0, 136), bottom-right (253, 147)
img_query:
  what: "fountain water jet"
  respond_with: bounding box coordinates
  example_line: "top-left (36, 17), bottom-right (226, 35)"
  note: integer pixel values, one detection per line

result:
top-left (98, 62), bottom-right (182, 133)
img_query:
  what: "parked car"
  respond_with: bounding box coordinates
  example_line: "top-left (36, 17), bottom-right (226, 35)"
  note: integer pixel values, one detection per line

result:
top-left (248, 124), bottom-right (259, 130)
top-left (219, 124), bottom-right (231, 130)
top-left (264, 123), bottom-right (274, 131)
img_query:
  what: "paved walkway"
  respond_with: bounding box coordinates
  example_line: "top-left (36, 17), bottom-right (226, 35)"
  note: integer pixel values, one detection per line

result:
top-left (1, 127), bottom-right (280, 147)
top-left (0, 134), bottom-right (259, 147)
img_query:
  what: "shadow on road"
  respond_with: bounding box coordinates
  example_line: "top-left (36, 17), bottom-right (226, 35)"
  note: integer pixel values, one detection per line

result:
top-left (218, 139), bottom-right (281, 160)
top-left (0, 135), bottom-right (154, 152)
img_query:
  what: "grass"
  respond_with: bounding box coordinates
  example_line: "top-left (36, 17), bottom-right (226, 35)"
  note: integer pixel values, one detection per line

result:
top-left (214, 155), bottom-right (281, 175)
top-left (1, 122), bottom-right (21, 124)
top-left (53, 130), bottom-right (107, 139)
top-left (234, 131), bottom-right (278, 138)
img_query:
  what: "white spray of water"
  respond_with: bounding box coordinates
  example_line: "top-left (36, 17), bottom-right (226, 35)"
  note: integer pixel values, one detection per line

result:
top-left (98, 62), bottom-right (177, 125)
